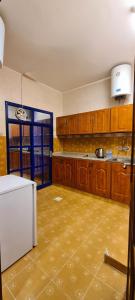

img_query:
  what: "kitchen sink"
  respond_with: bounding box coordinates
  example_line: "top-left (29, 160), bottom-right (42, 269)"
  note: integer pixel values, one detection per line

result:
top-left (110, 157), bottom-right (131, 164)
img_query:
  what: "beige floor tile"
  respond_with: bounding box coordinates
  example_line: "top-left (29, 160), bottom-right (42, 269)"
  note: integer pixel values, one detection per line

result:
top-left (96, 263), bottom-right (127, 294)
top-left (36, 246), bottom-right (70, 277)
top-left (84, 278), bottom-right (124, 300)
top-left (37, 281), bottom-right (70, 300)
top-left (53, 259), bottom-right (93, 299)
top-left (2, 286), bottom-right (14, 300)
top-left (7, 262), bottom-right (50, 300)
top-left (2, 253), bottom-right (31, 284)
top-left (72, 243), bottom-right (103, 274)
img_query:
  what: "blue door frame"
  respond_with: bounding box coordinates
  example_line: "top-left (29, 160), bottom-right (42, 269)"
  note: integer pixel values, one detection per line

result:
top-left (5, 101), bottom-right (53, 190)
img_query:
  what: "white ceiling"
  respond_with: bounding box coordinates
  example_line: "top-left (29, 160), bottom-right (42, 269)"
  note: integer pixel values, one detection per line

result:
top-left (0, 0), bottom-right (135, 91)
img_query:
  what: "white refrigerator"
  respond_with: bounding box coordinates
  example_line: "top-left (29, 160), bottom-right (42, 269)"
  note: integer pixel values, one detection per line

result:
top-left (0, 175), bottom-right (37, 272)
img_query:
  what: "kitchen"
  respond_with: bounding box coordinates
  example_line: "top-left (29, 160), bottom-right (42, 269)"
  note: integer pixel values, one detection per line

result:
top-left (0, 1), bottom-right (135, 299)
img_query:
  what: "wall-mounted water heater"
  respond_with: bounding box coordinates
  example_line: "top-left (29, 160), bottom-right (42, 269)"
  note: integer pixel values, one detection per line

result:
top-left (111, 64), bottom-right (132, 99)
top-left (0, 16), bottom-right (5, 67)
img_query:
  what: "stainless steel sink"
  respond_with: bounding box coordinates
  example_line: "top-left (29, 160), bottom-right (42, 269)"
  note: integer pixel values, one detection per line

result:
top-left (110, 157), bottom-right (131, 164)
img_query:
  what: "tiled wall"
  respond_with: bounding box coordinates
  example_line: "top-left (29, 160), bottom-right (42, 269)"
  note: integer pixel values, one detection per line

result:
top-left (53, 137), bottom-right (63, 152)
top-left (0, 136), bottom-right (7, 176)
top-left (61, 136), bottom-right (132, 157)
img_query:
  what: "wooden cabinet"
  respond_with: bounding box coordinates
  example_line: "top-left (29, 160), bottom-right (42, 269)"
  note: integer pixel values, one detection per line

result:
top-left (78, 112), bottom-right (93, 134)
top-left (92, 109), bottom-right (110, 133)
top-left (111, 104), bottom-right (133, 132)
top-left (52, 157), bottom-right (75, 187)
top-left (68, 115), bottom-right (78, 135)
top-left (56, 105), bottom-right (132, 135)
top-left (111, 163), bottom-right (131, 204)
top-left (56, 117), bottom-right (69, 135)
top-left (93, 161), bottom-right (111, 198)
top-left (56, 115), bottom-right (78, 135)
top-left (52, 157), bottom-right (64, 184)
top-left (76, 159), bottom-right (94, 192)
top-left (52, 156), bottom-right (131, 204)
top-left (64, 158), bottom-right (75, 187)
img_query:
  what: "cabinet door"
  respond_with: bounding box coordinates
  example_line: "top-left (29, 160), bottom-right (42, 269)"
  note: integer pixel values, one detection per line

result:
top-left (52, 157), bottom-right (64, 183)
top-left (111, 104), bottom-right (133, 132)
top-left (93, 162), bottom-right (111, 198)
top-left (78, 112), bottom-right (93, 134)
top-left (64, 158), bottom-right (75, 187)
top-left (92, 109), bottom-right (110, 133)
top-left (56, 117), bottom-right (69, 135)
top-left (68, 115), bottom-right (78, 135)
top-left (76, 159), bottom-right (90, 192)
top-left (111, 163), bottom-right (131, 204)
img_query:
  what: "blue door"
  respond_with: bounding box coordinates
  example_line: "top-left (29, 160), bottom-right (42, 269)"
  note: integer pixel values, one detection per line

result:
top-left (5, 101), bottom-right (53, 189)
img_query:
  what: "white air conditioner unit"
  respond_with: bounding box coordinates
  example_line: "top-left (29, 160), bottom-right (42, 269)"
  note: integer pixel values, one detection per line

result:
top-left (111, 64), bottom-right (132, 99)
top-left (0, 17), bottom-right (5, 67)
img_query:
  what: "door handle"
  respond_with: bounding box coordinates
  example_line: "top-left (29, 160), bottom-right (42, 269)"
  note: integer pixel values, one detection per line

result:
top-left (50, 151), bottom-right (52, 158)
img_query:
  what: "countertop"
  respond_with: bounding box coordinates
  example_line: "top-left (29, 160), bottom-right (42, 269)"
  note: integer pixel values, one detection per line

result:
top-left (53, 152), bottom-right (132, 165)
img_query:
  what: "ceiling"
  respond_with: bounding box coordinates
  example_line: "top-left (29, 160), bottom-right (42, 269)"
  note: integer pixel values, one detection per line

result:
top-left (0, 0), bottom-right (135, 91)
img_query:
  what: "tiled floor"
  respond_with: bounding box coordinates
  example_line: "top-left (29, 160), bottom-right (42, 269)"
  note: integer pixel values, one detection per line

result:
top-left (2, 185), bottom-right (129, 299)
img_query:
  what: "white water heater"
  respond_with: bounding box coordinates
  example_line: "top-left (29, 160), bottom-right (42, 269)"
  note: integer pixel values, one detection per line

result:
top-left (111, 64), bottom-right (132, 98)
top-left (0, 17), bottom-right (5, 67)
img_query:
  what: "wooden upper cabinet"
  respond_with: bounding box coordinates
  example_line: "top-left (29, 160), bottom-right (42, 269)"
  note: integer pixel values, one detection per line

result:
top-left (111, 104), bottom-right (133, 132)
top-left (68, 115), bottom-right (78, 135)
top-left (92, 109), bottom-right (110, 133)
top-left (56, 104), bottom-right (132, 135)
top-left (93, 161), bottom-right (111, 198)
top-left (111, 163), bottom-right (131, 205)
top-left (56, 115), bottom-right (78, 135)
top-left (78, 112), bottom-right (93, 134)
top-left (56, 116), bottom-right (69, 135)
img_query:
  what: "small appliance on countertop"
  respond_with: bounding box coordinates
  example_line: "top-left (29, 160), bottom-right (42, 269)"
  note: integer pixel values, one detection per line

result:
top-left (95, 148), bottom-right (105, 158)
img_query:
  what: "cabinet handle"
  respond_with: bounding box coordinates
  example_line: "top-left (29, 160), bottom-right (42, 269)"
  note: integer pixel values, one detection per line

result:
top-left (123, 163), bottom-right (127, 169)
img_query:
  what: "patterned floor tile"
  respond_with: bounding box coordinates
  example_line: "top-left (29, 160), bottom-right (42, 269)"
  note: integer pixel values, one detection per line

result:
top-left (53, 259), bottom-right (93, 300)
top-left (84, 278), bottom-right (124, 300)
top-left (7, 262), bottom-right (50, 300)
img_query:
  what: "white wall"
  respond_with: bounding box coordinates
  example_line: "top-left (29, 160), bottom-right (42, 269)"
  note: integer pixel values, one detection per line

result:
top-left (63, 78), bottom-right (133, 115)
top-left (0, 66), bottom-right (63, 136)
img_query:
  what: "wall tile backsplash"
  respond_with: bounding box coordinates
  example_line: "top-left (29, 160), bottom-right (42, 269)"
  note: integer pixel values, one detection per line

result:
top-left (61, 136), bottom-right (132, 157)
top-left (0, 136), bottom-right (7, 175)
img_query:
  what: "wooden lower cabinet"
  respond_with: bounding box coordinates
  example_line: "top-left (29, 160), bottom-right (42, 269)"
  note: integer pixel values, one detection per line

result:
top-left (93, 161), bottom-right (111, 198)
top-left (52, 157), bottom-right (130, 204)
top-left (111, 163), bottom-right (131, 205)
top-left (76, 160), bottom-right (94, 193)
top-left (52, 157), bottom-right (75, 187)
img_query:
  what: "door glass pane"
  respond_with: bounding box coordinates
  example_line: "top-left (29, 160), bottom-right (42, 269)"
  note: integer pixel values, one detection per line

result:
top-left (34, 167), bottom-right (42, 185)
top-left (34, 111), bottom-right (51, 125)
top-left (23, 168), bottom-right (31, 180)
top-left (33, 126), bottom-right (42, 145)
top-left (9, 148), bottom-right (20, 170)
top-left (22, 148), bottom-right (31, 168)
top-left (43, 127), bottom-right (50, 145)
top-left (22, 125), bottom-right (30, 146)
top-left (34, 147), bottom-right (42, 166)
top-left (9, 124), bottom-right (20, 146)
top-left (43, 165), bottom-right (50, 184)
top-left (8, 105), bottom-right (32, 121)
top-left (43, 147), bottom-right (50, 165)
